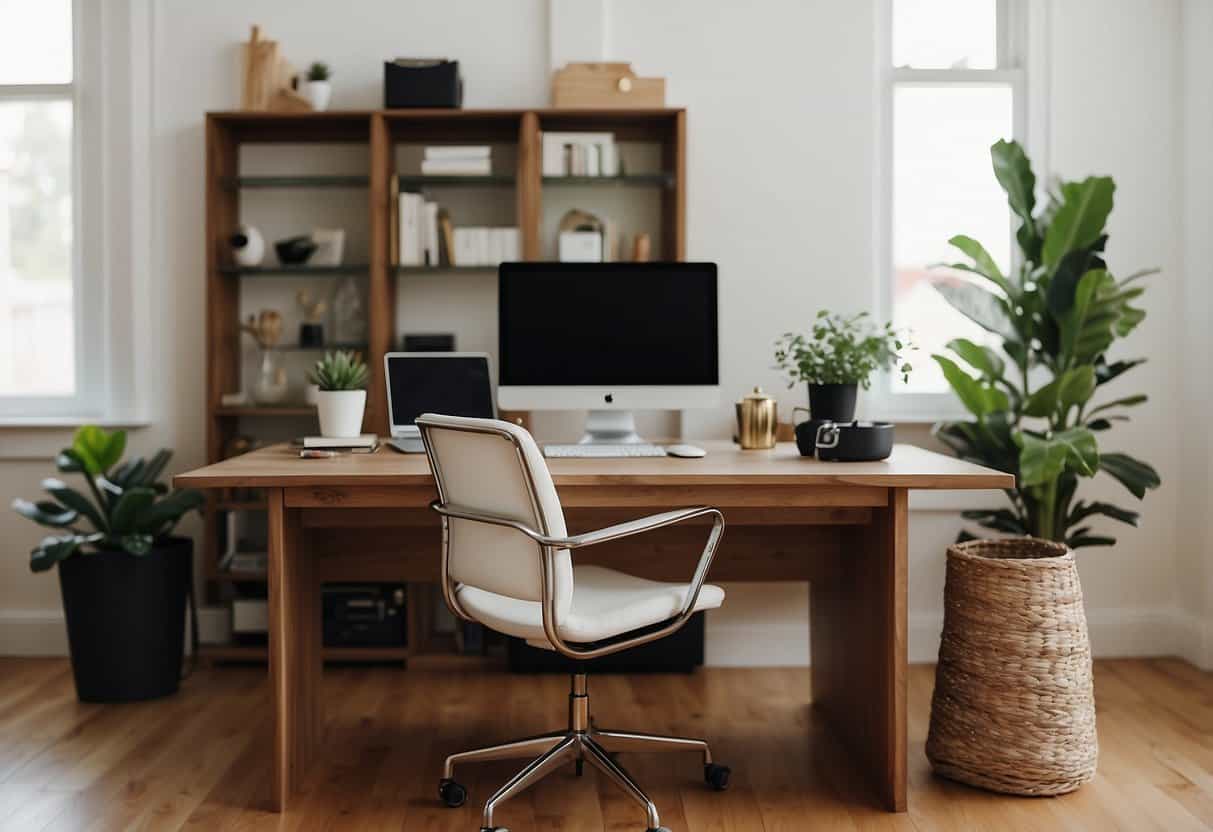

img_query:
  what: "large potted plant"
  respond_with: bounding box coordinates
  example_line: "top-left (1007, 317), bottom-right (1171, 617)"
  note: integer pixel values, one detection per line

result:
top-left (930, 139), bottom-right (1161, 545)
top-left (311, 349), bottom-right (369, 437)
top-left (11, 426), bottom-right (204, 702)
top-left (774, 310), bottom-right (912, 420)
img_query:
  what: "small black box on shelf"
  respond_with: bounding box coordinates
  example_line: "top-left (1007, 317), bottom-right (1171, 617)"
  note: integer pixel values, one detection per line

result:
top-left (384, 59), bottom-right (462, 108)
top-left (506, 612), bottom-right (705, 673)
top-left (402, 333), bottom-right (455, 352)
top-left (322, 583), bottom-right (407, 647)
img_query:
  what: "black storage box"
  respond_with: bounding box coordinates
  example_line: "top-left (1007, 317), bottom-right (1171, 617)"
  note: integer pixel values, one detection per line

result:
top-left (384, 59), bottom-right (462, 108)
top-left (507, 612), bottom-right (705, 674)
top-left (322, 583), bottom-right (407, 647)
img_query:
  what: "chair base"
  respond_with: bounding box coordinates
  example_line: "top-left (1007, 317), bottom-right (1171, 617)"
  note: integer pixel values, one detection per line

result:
top-left (441, 672), bottom-right (729, 830)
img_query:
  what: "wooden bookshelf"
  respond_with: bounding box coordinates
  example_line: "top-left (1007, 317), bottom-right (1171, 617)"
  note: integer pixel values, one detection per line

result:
top-left (203, 108), bottom-right (687, 664)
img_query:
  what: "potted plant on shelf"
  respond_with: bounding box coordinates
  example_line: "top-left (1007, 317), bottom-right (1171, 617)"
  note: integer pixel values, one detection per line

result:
top-left (11, 426), bottom-right (204, 703)
top-left (930, 139), bottom-right (1161, 546)
top-left (301, 61), bottom-right (332, 111)
top-left (774, 310), bottom-right (912, 420)
top-left (311, 349), bottom-right (369, 437)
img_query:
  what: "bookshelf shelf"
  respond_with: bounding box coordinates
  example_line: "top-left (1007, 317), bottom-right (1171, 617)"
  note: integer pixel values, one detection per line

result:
top-left (205, 108), bottom-right (686, 669)
top-left (221, 175), bottom-right (369, 189)
top-left (218, 265), bottom-right (369, 277)
top-left (542, 173), bottom-right (674, 188)
top-left (269, 342), bottom-right (368, 352)
top-left (397, 174), bottom-right (515, 187)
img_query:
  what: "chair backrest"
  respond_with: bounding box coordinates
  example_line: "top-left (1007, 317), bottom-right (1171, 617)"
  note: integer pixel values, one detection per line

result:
top-left (417, 413), bottom-right (573, 618)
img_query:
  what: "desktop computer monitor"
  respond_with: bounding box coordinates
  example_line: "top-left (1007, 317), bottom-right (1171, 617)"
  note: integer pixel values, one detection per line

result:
top-left (498, 262), bottom-right (719, 443)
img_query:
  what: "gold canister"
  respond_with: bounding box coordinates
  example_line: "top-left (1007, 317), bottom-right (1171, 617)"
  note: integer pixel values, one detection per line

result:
top-left (735, 386), bottom-right (778, 449)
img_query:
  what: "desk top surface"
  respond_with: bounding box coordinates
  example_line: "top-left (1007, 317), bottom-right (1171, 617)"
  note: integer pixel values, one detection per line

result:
top-left (175, 441), bottom-right (1013, 491)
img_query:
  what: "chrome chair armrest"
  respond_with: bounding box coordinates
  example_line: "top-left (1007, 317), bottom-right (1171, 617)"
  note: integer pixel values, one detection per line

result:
top-left (427, 500), bottom-right (725, 661)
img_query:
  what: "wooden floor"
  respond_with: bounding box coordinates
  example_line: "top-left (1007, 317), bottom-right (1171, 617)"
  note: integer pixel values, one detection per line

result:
top-left (0, 658), bottom-right (1209, 831)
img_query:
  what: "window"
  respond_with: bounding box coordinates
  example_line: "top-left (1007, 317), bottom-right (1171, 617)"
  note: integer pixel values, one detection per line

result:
top-left (879, 0), bottom-right (1036, 408)
top-left (0, 0), bottom-right (82, 414)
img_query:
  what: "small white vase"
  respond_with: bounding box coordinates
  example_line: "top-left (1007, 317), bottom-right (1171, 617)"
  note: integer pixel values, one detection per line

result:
top-left (302, 80), bottom-right (332, 112)
top-left (231, 225), bottom-right (265, 267)
top-left (316, 389), bottom-right (366, 437)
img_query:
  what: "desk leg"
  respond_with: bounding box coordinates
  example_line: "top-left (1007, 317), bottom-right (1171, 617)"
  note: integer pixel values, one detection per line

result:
top-left (810, 487), bottom-right (908, 811)
top-left (267, 488), bottom-right (321, 811)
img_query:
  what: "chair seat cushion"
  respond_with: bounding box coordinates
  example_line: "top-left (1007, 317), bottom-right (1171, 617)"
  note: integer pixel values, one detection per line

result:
top-left (455, 564), bottom-right (724, 646)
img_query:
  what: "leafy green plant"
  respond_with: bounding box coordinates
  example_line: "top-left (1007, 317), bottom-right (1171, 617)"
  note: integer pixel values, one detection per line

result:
top-left (306, 61), bottom-right (331, 82)
top-left (309, 349), bottom-right (368, 391)
top-left (932, 139), bottom-right (1160, 548)
top-left (11, 426), bottom-right (204, 572)
top-left (774, 310), bottom-right (912, 388)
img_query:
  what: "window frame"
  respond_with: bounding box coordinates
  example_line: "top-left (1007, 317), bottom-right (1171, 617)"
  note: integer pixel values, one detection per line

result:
top-left (870, 0), bottom-right (1047, 421)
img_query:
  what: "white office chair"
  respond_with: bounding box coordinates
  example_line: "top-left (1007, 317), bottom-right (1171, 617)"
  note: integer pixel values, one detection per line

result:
top-left (417, 413), bottom-right (730, 832)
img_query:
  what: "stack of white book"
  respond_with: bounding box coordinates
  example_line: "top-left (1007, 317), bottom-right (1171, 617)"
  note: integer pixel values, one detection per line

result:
top-left (452, 227), bottom-right (521, 267)
top-left (541, 132), bottom-right (620, 177)
top-left (398, 193), bottom-right (444, 266)
top-left (421, 145), bottom-right (491, 176)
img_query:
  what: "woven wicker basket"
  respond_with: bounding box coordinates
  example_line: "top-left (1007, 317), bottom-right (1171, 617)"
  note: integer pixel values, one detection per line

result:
top-left (926, 538), bottom-right (1097, 796)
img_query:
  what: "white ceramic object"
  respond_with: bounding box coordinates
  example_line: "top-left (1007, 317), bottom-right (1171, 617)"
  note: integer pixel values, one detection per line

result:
top-left (311, 228), bottom-right (345, 266)
top-left (302, 80), bottom-right (332, 111)
top-left (231, 225), bottom-right (265, 267)
top-left (316, 389), bottom-right (366, 437)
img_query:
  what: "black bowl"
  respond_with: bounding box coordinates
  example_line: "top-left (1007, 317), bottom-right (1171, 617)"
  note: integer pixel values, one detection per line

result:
top-left (814, 421), bottom-right (895, 462)
top-left (275, 235), bottom-right (318, 265)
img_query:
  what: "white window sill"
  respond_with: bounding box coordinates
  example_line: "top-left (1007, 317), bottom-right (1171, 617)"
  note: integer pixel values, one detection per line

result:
top-left (0, 417), bottom-right (151, 460)
top-left (0, 417), bottom-right (150, 429)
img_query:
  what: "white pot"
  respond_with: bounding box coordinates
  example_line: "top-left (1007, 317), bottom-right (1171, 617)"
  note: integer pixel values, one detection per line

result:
top-left (302, 80), bottom-right (332, 111)
top-left (231, 225), bottom-right (265, 267)
top-left (315, 389), bottom-right (366, 438)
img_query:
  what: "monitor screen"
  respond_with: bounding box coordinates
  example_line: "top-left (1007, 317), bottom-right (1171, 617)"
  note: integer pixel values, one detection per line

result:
top-left (499, 263), bottom-right (718, 386)
top-left (386, 354), bottom-right (495, 427)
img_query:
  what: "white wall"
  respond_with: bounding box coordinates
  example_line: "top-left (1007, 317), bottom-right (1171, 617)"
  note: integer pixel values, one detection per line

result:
top-left (0, 0), bottom-right (1205, 668)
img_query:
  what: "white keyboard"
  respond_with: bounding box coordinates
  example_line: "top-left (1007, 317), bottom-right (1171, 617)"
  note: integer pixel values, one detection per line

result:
top-left (543, 443), bottom-right (668, 458)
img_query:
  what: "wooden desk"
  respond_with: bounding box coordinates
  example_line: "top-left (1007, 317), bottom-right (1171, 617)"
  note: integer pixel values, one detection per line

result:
top-left (176, 440), bottom-right (1011, 814)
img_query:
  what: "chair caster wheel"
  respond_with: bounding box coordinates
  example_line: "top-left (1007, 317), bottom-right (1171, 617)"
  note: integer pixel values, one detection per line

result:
top-left (645, 827), bottom-right (672, 832)
top-left (705, 762), bottom-right (731, 791)
top-left (575, 757), bottom-right (584, 776)
top-left (438, 778), bottom-right (466, 808)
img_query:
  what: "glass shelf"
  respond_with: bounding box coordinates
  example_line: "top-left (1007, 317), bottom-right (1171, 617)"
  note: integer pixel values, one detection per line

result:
top-left (218, 265), bottom-right (369, 277)
top-left (221, 175), bottom-right (369, 189)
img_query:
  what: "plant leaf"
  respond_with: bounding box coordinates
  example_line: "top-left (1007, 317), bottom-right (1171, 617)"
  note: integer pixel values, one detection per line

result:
top-left (120, 533), bottom-right (154, 556)
top-left (1086, 394), bottom-right (1147, 418)
top-left (933, 355), bottom-right (1009, 418)
top-left (1068, 500), bottom-right (1140, 527)
top-left (961, 508), bottom-right (1027, 534)
top-left (55, 449), bottom-right (85, 473)
top-left (1016, 432), bottom-right (1069, 487)
top-left (110, 487), bottom-right (156, 534)
top-left (12, 498), bottom-right (78, 529)
top-left (135, 489), bottom-right (205, 534)
top-left (28, 533), bottom-right (101, 573)
top-left (1094, 358), bottom-right (1146, 386)
top-left (72, 426), bottom-right (126, 476)
top-left (138, 449), bottom-right (173, 487)
top-left (1042, 176), bottom-right (1115, 268)
top-left (1099, 452), bottom-right (1161, 499)
top-left (991, 139), bottom-right (1037, 241)
top-left (946, 235), bottom-right (1011, 294)
top-left (1054, 426), bottom-right (1099, 477)
top-left (1068, 534), bottom-right (1117, 549)
top-left (933, 281), bottom-right (1015, 340)
top-left (946, 338), bottom-right (1005, 380)
top-left (41, 478), bottom-right (106, 532)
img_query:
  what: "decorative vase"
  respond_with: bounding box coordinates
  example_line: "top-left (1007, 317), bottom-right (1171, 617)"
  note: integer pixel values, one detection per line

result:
top-left (302, 80), bottom-right (332, 111)
top-left (332, 275), bottom-right (367, 344)
top-left (316, 389), bottom-right (366, 437)
top-left (807, 383), bottom-right (858, 421)
top-left (311, 228), bottom-right (345, 266)
top-left (253, 350), bottom-right (289, 404)
top-left (230, 225), bottom-right (265, 267)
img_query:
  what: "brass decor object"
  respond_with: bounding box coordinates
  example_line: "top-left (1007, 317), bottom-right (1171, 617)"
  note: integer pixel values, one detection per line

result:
top-left (734, 387), bottom-right (778, 449)
top-left (926, 538), bottom-right (1097, 796)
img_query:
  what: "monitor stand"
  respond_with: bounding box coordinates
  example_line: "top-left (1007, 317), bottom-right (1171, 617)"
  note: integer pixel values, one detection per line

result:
top-left (579, 410), bottom-right (646, 445)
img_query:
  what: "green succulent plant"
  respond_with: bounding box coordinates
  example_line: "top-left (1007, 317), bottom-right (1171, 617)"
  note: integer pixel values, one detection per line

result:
top-left (309, 350), bottom-right (369, 391)
top-left (11, 426), bottom-right (204, 572)
top-left (306, 61), bottom-right (331, 82)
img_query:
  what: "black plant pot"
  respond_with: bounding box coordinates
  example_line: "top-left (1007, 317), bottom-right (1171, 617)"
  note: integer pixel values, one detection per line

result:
top-left (57, 537), bottom-right (191, 703)
top-left (808, 383), bottom-right (858, 421)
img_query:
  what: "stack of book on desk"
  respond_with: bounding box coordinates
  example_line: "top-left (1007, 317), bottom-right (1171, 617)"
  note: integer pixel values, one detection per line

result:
top-left (300, 434), bottom-right (379, 453)
top-left (420, 145), bottom-right (491, 176)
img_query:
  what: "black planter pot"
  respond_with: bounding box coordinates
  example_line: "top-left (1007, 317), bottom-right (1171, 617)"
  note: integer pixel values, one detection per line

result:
top-left (57, 537), bottom-right (191, 703)
top-left (808, 383), bottom-right (858, 421)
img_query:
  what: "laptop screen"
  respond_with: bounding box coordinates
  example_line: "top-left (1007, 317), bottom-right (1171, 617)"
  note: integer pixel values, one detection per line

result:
top-left (386, 354), bottom-right (495, 429)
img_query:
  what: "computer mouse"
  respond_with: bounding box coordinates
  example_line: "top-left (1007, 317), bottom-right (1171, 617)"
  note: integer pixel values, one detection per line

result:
top-left (665, 444), bottom-right (706, 458)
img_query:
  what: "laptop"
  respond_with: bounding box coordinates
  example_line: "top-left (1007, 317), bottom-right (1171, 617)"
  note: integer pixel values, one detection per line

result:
top-left (383, 352), bottom-right (496, 453)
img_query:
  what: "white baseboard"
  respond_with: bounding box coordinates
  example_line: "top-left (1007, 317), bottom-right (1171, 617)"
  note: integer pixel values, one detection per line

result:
top-left (0, 606), bottom-right (230, 657)
top-left (4, 606), bottom-right (1209, 671)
